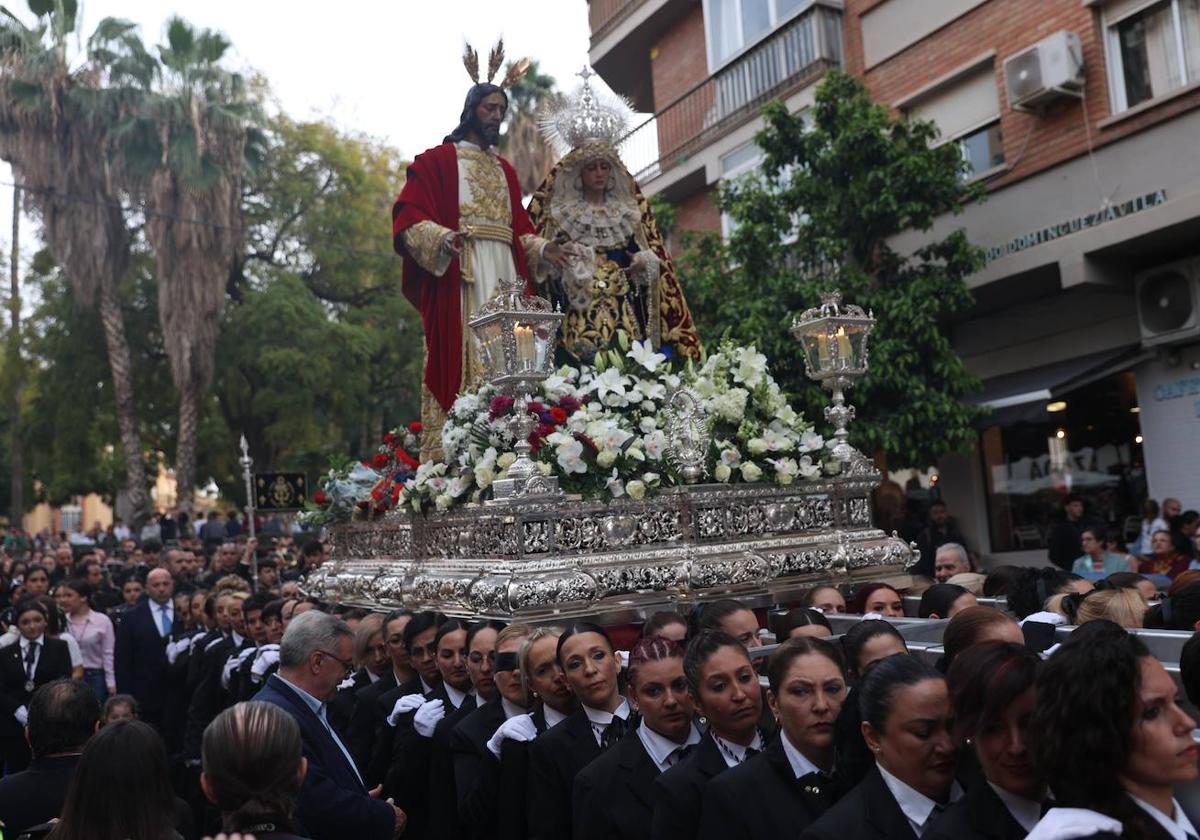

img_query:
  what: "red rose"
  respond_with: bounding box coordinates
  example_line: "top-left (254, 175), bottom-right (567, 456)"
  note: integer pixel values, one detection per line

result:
top-left (549, 407), bottom-right (568, 424)
top-left (370, 487), bottom-right (384, 502)
top-left (409, 421), bottom-right (423, 434)
top-left (383, 432), bottom-right (397, 445)
top-left (528, 401), bottom-right (545, 415)
top-left (374, 504), bottom-right (389, 515)
top-left (574, 432), bottom-right (599, 453)
top-left (396, 451), bottom-right (420, 471)
top-left (535, 423), bottom-right (555, 440)
top-left (313, 490), bottom-right (328, 506)
top-left (371, 452), bottom-right (390, 469)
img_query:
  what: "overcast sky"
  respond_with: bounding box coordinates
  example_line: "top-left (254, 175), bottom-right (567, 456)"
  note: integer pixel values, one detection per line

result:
top-left (1, 0), bottom-right (611, 279)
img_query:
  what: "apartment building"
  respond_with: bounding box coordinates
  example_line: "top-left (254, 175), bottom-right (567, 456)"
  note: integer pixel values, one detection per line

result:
top-left (590, 0), bottom-right (1200, 565)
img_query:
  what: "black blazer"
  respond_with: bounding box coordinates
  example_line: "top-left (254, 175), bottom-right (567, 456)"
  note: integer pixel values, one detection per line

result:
top-left (494, 704), bottom-right (556, 840)
top-left (650, 733), bottom-right (729, 840)
top-left (0, 638), bottom-right (73, 738)
top-left (800, 766), bottom-right (920, 840)
top-left (527, 708), bottom-right (607, 840)
top-left (364, 675), bottom-right (425, 787)
top-left (698, 735), bottom-right (840, 840)
top-left (253, 674), bottom-right (393, 840)
top-left (924, 779), bottom-right (1033, 840)
top-left (327, 667), bottom-right (374, 736)
top-left (426, 691), bottom-right (480, 840)
top-left (114, 600), bottom-right (180, 718)
top-left (573, 725), bottom-right (664, 840)
top-left (451, 695), bottom-right (508, 840)
top-left (344, 670), bottom-right (399, 775)
top-left (0, 754), bottom-right (79, 834)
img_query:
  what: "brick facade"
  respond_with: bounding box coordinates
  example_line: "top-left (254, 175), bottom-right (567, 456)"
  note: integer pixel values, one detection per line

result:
top-left (671, 184), bottom-right (721, 251)
top-left (843, 0), bottom-right (1200, 192)
top-left (649, 1), bottom-right (709, 110)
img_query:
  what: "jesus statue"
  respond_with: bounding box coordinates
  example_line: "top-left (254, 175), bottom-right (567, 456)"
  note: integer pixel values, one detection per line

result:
top-left (392, 42), bottom-right (568, 460)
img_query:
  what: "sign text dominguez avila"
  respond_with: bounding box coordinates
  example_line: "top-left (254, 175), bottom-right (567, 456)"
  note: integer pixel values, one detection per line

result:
top-left (984, 189), bottom-right (1167, 263)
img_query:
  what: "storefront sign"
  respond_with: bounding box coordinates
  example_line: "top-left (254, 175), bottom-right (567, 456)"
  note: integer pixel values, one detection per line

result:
top-left (985, 189), bottom-right (1167, 263)
top-left (1152, 375), bottom-right (1200, 402)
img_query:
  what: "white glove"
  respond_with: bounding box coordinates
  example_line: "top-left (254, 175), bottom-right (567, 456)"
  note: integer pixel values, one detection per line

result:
top-left (251, 645), bottom-right (280, 679)
top-left (1020, 611), bottom-right (1067, 627)
top-left (188, 631), bottom-right (207, 652)
top-left (387, 693), bottom-right (427, 727)
top-left (413, 698), bottom-right (445, 738)
top-left (166, 638), bottom-right (189, 665)
top-left (861, 612), bottom-right (884, 621)
top-left (337, 675), bottom-right (357, 691)
top-left (486, 713), bottom-right (539, 758)
top-left (14, 705), bottom-right (27, 727)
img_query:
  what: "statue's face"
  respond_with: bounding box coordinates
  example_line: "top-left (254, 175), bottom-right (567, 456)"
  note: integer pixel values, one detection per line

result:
top-left (472, 92), bottom-right (507, 147)
top-left (582, 158), bottom-right (612, 196)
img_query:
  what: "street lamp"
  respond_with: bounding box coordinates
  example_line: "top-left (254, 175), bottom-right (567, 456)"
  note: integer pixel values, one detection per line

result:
top-left (791, 290), bottom-right (875, 462)
top-left (239, 435), bottom-right (256, 541)
top-left (468, 275), bottom-right (566, 502)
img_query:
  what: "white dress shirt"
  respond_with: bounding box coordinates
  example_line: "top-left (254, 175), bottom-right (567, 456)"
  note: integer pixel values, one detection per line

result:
top-left (877, 764), bottom-right (964, 837)
top-left (637, 721), bottom-right (702, 772)
top-left (583, 698), bottom-right (631, 747)
top-left (780, 730), bottom-right (826, 779)
top-left (713, 730), bottom-right (765, 768)
top-left (989, 783), bottom-right (1043, 834)
top-left (543, 703), bottom-right (569, 729)
top-left (443, 681), bottom-right (473, 711)
top-left (152, 601), bottom-right (174, 637)
top-left (501, 697), bottom-right (527, 721)
top-left (19, 634), bottom-right (44, 676)
top-left (1131, 794), bottom-right (1200, 840)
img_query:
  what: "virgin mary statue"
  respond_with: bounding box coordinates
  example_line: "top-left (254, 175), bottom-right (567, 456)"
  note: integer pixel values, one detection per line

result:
top-left (528, 69), bottom-right (701, 363)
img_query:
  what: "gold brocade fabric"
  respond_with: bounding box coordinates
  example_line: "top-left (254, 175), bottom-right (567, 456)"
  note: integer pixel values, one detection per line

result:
top-left (402, 220), bottom-right (453, 276)
top-left (420, 382), bottom-right (448, 463)
top-left (459, 148), bottom-right (511, 227)
top-left (528, 148), bottom-right (701, 361)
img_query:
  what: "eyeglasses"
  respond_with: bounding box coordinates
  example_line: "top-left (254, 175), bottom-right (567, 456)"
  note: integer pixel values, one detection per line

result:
top-left (316, 649), bottom-right (354, 675)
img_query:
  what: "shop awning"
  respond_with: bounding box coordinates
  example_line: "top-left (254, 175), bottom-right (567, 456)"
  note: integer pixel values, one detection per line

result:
top-left (972, 346), bottom-right (1151, 410)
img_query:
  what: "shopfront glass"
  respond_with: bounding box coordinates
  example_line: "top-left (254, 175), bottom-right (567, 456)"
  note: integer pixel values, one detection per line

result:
top-left (982, 372), bottom-right (1145, 552)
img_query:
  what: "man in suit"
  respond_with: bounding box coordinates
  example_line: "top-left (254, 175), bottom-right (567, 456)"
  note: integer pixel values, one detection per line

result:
top-left (254, 609), bottom-right (404, 840)
top-left (0, 679), bottom-right (99, 835)
top-left (114, 568), bottom-right (178, 733)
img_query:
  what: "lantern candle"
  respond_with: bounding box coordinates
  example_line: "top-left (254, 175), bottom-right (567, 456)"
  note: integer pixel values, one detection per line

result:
top-left (514, 325), bottom-right (535, 367)
top-left (835, 326), bottom-right (851, 361)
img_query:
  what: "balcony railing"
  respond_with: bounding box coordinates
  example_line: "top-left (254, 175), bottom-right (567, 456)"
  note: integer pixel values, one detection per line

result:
top-left (619, 5), bottom-right (842, 185)
top-left (590, 0), bottom-right (648, 44)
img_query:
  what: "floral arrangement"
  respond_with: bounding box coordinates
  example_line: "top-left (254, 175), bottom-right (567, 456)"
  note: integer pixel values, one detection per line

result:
top-left (400, 335), bottom-right (839, 513)
top-left (302, 422), bottom-right (422, 525)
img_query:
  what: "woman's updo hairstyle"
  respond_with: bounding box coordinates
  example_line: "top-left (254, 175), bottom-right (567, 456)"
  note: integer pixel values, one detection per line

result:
top-left (1144, 581), bottom-right (1200, 630)
top-left (682, 630), bottom-right (748, 696)
top-left (1032, 619), bottom-right (1156, 835)
top-left (766, 636), bottom-right (844, 694)
top-left (946, 640), bottom-right (1038, 746)
top-left (688, 599), bottom-right (752, 639)
top-left (555, 622), bottom-right (613, 666)
top-left (850, 582), bottom-right (901, 615)
top-left (857, 652), bottom-right (939, 731)
top-left (1008, 567), bottom-right (1078, 619)
top-left (941, 606), bottom-right (1019, 671)
top-left (627, 636), bottom-right (684, 689)
top-left (773, 607), bottom-right (832, 638)
top-left (917, 583), bottom-right (970, 618)
top-left (202, 701), bottom-right (304, 831)
top-left (840, 619), bottom-right (906, 682)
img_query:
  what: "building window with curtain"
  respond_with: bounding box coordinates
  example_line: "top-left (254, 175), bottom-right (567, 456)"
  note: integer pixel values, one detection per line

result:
top-left (704, 0), bottom-right (818, 69)
top-left (901, 62), bottom-right (1006, 180)
top-left (1105, 0), bottom-right (1200, 112)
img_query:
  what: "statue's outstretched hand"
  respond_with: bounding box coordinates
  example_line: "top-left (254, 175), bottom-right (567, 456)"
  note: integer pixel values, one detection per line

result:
top-left (543, 241), bottom-right (570, 269)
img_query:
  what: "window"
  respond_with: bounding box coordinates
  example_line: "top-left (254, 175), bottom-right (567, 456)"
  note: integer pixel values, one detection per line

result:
top-left (719, 141), bottom-right (763, 239)
top-left (704, 0), bottom-right (814, 68)
top-left (960, 122), bottom-right (1005, 178)
top-left (902, 63), bottom-right (1005, 178)
top-left (1105, 0), bottom-right (1200, 112)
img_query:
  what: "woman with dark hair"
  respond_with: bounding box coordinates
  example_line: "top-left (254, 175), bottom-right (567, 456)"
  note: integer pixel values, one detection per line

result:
top-left (1143, 581), bottom-right (1200, 632)
top-left (642, 611), bottom-right (688, 644)
top-left (573, 637), bottom-right (699, 840)
top-left (941, 606), bottom-right (1024, 672)
top-left (652, 630), bottom-right (764, 840)
top-left (0, 599), bottom-right (74, 772)
top-left (841, 620), bottom-right (908, 684)
top-left (805, 586), bottom-right (847, 614)
top-left (699, 637), bottom-right (848, 839)
top-left (801, 654), bottom-right (960, 840)
top-left (1104, 572), bottom-right (1160, 603)
top-left (57, 578), bottom-right (115, 703)
top-left (1029, 619), bottom-right (1198, 839)
top-left (925, 641), bottom-right (1045, 840)
top-left (851, 583), bottom-right (904, 617)
top-left (834, 621), bottom-right (911, 791)
top-left (528, 623), bottom-right (627, 840)
top-left (774, 607), bottom-right (833, 640)
top-left (917, 584), bottom-right (976, 619)
top-left (201, 701), bottom-right (308, 839)
top-left (48, 719), bottom-right (186, 840)
top-left (983, 565), bottom-right (1025, 597)
top-left (1008, 567), bottom-right (1091, 620)
top-left (1140, 530), bottom-right (1188, 579)
top-left (689, 599), bottom-right (761, 648)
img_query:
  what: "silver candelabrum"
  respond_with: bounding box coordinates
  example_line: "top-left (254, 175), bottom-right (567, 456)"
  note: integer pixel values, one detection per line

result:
top-left (791, 290), bottom-right (876, 462)
top-left (468, 276), bottom-right (566, 502)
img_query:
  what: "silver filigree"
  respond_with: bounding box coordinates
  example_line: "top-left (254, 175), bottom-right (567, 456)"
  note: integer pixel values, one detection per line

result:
top-left (662, 386), bottom-right (710, 484)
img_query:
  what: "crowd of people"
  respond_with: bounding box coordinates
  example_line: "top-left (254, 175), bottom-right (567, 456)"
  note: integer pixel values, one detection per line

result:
top-left (0, 502), bottom-right (1197, 839)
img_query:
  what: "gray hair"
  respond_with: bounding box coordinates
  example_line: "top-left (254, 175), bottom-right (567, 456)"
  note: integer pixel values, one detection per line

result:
top-left (279, 610), bottom-right (352, 668)
top-left (935, 542), bottom-right (970, 568)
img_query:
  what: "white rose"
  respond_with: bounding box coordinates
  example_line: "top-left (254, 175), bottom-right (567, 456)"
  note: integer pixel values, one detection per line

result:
top-left (746, 437), bottom-right (768, 455)
top-left (626, 480), bottom-right (647, 500)
top-left (715, 463), bottom-right (732, 482)
top-left (741, 462), bottom-right (763, 482)
top-left (642, 472), bottom-right (661, 486)
top-left (641, 400), bottom-right (656, 412)
top-left (596, 449), bottom-right (618, 468)
top-left (538, 461), bottom-right (553, 476)
top-left (434, 493), bottom-right (453, 511)
top-left (639, 417), bottom-right (657, 433)
top-left (497, 452), bottom-right (517, 469)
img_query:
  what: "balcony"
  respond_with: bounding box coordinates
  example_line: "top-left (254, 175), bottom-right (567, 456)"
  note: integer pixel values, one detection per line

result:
top-left (590, 0), bottom-right (648, 43)
top-left (588, 0), bottom-right (696, 112)
top-left (618, 4), bottom-right (842, 186)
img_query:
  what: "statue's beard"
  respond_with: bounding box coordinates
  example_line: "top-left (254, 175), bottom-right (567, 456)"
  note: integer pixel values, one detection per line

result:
top-left (472, 115), bottom-right (501, 147)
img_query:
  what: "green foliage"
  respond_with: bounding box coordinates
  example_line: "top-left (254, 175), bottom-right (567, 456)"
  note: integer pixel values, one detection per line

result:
top-left (681, 71), bottom-right (988, 469)
top-left (647, 194), bottom-right (676, 241)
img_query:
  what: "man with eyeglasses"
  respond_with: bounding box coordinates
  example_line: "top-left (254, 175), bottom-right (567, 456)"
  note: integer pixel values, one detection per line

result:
top-left (255, 609), bottom-right (406, 840)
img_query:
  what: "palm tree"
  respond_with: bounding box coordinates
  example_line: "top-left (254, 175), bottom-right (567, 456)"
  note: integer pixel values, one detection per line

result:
top-left (0, 0), bottom-right (156, 525)
top-left (117, 18), bottom-right (260, 515)
top-left (501, 60), bottom-right (559, 195)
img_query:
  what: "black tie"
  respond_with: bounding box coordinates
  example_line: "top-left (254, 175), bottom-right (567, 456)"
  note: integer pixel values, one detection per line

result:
top-left (600, 717), bottom-right (627, 750)
top-left (24, 641), bottom-right (37, 681)
top-left (744, 746), bottom-right (760, 760)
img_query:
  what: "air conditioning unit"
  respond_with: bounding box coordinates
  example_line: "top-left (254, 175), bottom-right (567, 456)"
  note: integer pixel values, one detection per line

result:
top-left (1135, 258), bottom-right (1200, 347)
top-left (1003, 31), bottom-right (1085, 112)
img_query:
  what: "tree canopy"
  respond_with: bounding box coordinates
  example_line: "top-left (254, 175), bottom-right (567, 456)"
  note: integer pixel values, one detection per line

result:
top-left (681, 70), bottom-right (988, 469)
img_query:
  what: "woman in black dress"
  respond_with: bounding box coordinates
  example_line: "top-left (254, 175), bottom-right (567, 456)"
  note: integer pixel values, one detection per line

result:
top-left (0, 598), bottom-right (74, 773)
top-left (699, 637), bottom-right (848, 840)
top-left (801, 654), bottom-right (960, 840)
top-left (926, 641), bottom-right (1046, 840)
top-left (1027, 619), bottom-right (1199, 839)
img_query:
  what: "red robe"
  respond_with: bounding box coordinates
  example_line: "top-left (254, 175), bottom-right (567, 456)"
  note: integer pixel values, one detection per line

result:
top-left (392, 142), bottom-right (537, 412)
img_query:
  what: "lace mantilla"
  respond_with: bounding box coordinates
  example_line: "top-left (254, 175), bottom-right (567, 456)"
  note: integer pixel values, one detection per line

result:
top-left (552, 198), bottom-right (639, 250)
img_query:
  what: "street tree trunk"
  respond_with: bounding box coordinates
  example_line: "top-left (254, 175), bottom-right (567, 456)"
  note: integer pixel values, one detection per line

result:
top-left (8, 185), bottom-right (22, 527)
top-left (174, 384), bottom-right (199, 517)
top-left (97, 281), bottom-right (151, 526)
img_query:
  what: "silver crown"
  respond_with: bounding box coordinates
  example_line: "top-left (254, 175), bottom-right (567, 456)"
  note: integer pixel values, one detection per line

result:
top-left (539, 66), bottom-right (632, 154)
